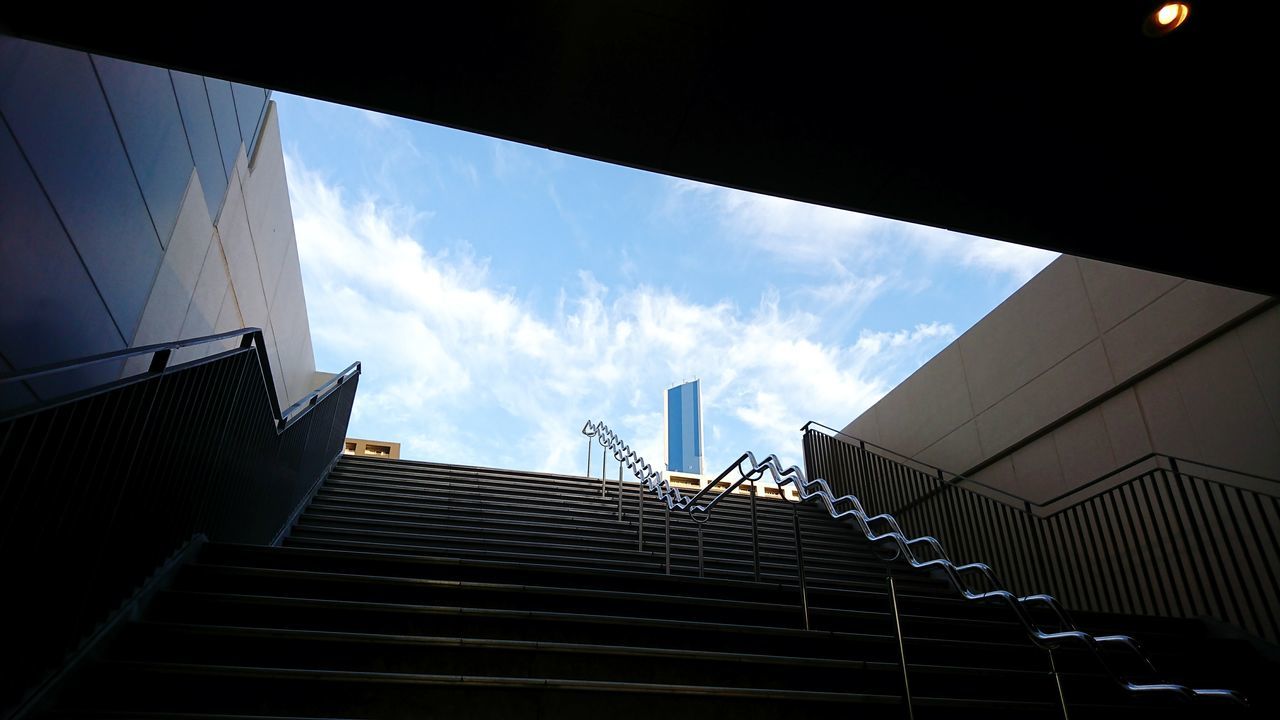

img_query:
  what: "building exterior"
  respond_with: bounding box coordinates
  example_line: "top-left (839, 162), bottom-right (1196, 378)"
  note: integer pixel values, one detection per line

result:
top-left (0, 37), bottom-right (329, 415)
top-left (839, 255), bottom-right (1278, 501)
top-left (662, 380), bottom-right (798, 500)
top-left (666, 469), bottom-right (799, 501)
top-left (664, 380), bottom-right (704, 474)
top-left (0, 38), bottom-right (360, 712)
top-left (343, 437), bottom-right (402, 459)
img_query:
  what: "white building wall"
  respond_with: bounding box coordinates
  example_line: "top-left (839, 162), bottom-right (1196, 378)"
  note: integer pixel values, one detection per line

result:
top-left (841, 256), bottom-right (1278, 503)
top-left (124, 102), bottom-right (319, 408)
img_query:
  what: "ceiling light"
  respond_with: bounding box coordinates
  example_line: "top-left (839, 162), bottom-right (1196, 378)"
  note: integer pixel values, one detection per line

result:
top-left (1147, 3), bottom-right (1190, 35)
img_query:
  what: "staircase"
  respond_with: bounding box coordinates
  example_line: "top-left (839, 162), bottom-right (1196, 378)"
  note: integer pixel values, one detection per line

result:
top-left (42, 454), bottom-right (1272, 718)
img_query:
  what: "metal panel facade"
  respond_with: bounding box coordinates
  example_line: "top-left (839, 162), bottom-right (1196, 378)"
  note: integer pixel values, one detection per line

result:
top-left (665, 380), bottom-right (703, 474)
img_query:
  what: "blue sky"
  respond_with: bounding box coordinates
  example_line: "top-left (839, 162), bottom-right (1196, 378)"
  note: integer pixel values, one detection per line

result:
top-left (274, 93), bottom-right (1057, 478)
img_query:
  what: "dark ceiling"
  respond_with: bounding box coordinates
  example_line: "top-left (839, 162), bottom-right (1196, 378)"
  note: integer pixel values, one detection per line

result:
top-left (5, 3), bottom-right (1272, 294)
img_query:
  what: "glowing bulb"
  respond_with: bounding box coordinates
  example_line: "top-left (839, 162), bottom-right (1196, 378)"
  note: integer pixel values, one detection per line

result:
top-left (1154, 3), bottom-right (1189, 29)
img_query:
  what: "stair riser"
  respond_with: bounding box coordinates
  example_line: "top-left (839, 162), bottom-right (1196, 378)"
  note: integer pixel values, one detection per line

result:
top-left (312, 487), bottom-right (853, 543)
top-left (110, 626), bottom-right (897, 694)
top-left (171, 567), bottom-right (832, 630)
top-left (148, 592), bottom-right (893, 660)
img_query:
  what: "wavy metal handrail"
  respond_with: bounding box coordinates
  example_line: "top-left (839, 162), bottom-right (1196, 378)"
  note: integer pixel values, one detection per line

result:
top-left (582, 420), bottom-right (691, 512)
top-left (580, 419), bottom-right (1247, 706)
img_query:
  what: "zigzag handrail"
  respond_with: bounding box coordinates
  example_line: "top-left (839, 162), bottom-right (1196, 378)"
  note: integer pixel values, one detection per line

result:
top-left (582, 420), bottom-right (694, 512)
top-left (581, 420), bottom-right (1247, 706)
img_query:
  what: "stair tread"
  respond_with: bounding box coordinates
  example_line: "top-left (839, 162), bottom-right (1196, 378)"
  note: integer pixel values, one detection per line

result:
top-left (94, 660), bottom-right (907, 703)
top-left (127, 621), bottom-right (897, 670)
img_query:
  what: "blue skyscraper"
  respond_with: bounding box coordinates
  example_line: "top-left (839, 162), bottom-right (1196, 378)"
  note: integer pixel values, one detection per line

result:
top-left (665, 380), bottom-right (704, 474)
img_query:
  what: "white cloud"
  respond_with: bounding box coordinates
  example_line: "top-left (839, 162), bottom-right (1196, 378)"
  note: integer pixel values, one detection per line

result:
top-left (668, 178), bottom-right (1057, 284)
top-left (288, 157), bottom-right (957, 475)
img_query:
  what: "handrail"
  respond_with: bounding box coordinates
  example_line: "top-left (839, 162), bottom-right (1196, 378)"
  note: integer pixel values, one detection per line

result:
top-left (583, 419), bottom-right (1247, 706)
top-left (0, 327), bottom-right (359, 431)
top-left (2, 330), bottom-right (361, 718)
top-left (581, 421), bottom-right (691, 511)
top-left (803, 421), bottom-right (1280, 518)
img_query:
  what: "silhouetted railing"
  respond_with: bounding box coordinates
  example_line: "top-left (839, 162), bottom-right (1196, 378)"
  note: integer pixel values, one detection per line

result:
top-left (0, 329), bottom-right (359, 712)
top-left (802, 423), bottom-right (1280, 644)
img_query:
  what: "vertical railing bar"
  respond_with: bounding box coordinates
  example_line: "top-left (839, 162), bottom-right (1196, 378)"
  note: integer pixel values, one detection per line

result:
top-left (792, 502), bottom-right (809, 630)
top-left (751, 473), bottom-right (760, 581)
top-left (601, 445), bottom-right (607, 498)
top-left (1117, 483), bottom-right (1161, 617)
top-left (1172, 461), bottom-right (1232, 622)
top-left (586, 436), bottom-right (592, 481)
top-left (1093, 494), bottom-right (1135, 614)
top-left (988, 501), bottom-right (1016, 595)
top-left (887, 573), bottom-right (914, 720)
top-left (1154, 469), bottom-right (1211, 616)
top-left (665, 502), bottom-right (671, 575)
top-left (638, 469), bottom-right (645, 551)
top-left (1076, 502), bottom-right (1113, 612)
top-left (1107, 490), bottom-right (1148, 615)
top-left (1131, 474), bottom-right (1177, 614)
top-left (1200, 480), bottom-right (1256, 631)
top-left (617, 459), bottom-right (624, 522)
top-left (1046, 512), bottom-right (1080, 610)
top-left (1236, 490), bottom-right (1280, 640)
top-left (697, 522), bottom-right (704, 578)
top-left (1220, 485), bottom-right (1270, 638)
top-left (1060, 507), bottom-right (1096, 611)
top-left (1048, 647), bottom-right (1069, 720)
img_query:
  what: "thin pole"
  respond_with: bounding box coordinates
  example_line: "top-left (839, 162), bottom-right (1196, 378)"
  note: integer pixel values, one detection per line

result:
top-left (697, 522), bottom-right (704, 578)
top-left (1048, 648), bottom-right (1069, 720)
top-left (888, 574), bottom-right (914, 720)
top-left (750, 475), bottom-right (760, 581)
top-left (638, 473), bottom-right (645, 550)
top-left (586, 436), bottom-right (592, 479)
top-left (617, 460), bottom-right (624, 521)
top-left (792, 504), bottom-right (810, 630)
top-left (664, 503), bottom-right (671, 574)
top-left (600, 445), bottom-right (607, 497)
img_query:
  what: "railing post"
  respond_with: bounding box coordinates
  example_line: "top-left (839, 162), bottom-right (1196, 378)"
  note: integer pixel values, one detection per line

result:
top-left (638, 472), bottom-right (645, 550)
top-left (750, 475), bottom-right (760, 582)
top-left (792, 503), bottom-right (810, 630)
top-left (601, 445), bottom-right (607, 498)
top-left (586, 436), bottom-right (592, 479)
top-left (617, 460), bottom-right (624, 521)
top-left (1048, 647), bottom-right (1069, 720)
top-left (664, 502), bottom-right (671, 575)
top-left (697, 522), bottom-right (704, 578)
top-left (888, 574), bottom-right (914, 720)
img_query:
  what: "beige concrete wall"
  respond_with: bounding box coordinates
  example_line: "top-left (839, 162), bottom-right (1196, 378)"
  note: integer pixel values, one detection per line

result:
top-left (124, 102), bottom-right (320, 408)
top-left (841, 256), bottom-right (1278, 503)
top-left (666, 470), bottom-right (800, 501)
top-left (344, 438), bottom-right (402, 460)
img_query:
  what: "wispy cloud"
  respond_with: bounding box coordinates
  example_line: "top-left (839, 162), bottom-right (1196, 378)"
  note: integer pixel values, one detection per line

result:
top-left (288, 156), bottom-right (957, 474)
top-left (667, 179), bottom-right (1057, 285)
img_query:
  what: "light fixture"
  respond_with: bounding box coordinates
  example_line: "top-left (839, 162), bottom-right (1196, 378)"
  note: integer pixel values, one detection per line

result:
top-left (1145, 2), bottom-right (1190, 36)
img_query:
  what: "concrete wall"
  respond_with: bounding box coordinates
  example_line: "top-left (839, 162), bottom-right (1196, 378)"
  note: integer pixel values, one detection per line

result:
top-left (0, 37), bottom-right (320, 413)
top-left (841, 255), bottom-right (1278, 503)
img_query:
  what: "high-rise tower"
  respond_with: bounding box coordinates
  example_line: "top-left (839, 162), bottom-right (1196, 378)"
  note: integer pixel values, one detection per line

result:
top-left (664, 379), bottom-right (703, 474)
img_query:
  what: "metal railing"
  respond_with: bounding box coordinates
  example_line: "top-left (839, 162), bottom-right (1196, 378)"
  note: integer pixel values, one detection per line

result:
top-left (804, 422), bottom-right (1280, 645)
top-left (0, 328), bottom-right (359, 714)
top-left (581, 419), bottom-right (1247, 708)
